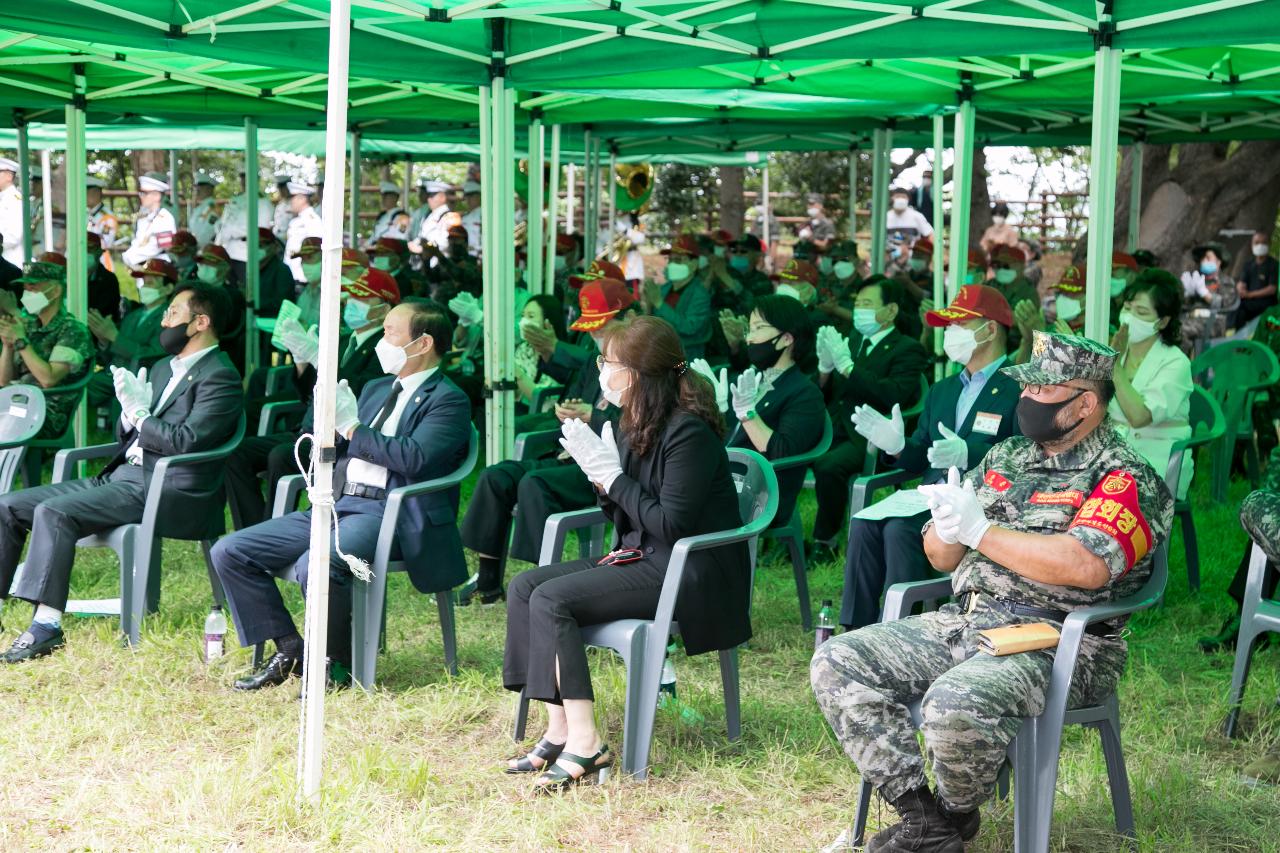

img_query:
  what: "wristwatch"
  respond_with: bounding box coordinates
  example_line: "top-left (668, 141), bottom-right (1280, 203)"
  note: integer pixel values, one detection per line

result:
top-left (13, 338), bottom-right (27, 352)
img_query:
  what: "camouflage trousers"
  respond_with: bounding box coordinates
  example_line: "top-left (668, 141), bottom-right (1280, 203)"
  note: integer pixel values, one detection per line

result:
top-left (810, 600), bottom-right (1127, 811)
top-left (1241, 488), bottom-right (1280, 565)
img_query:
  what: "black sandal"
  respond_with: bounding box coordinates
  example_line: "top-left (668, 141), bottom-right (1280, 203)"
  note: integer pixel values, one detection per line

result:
top-left (505, 738), bottom-right (566, 774)
top-left (534, 745), bottom-right (612, 793)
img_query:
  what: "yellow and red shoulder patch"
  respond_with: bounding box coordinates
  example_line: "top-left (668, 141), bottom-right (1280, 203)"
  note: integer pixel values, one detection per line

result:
top-left (984, 470), bottom-right (1011, 491)
top-left (1069, 470), bottom-right (1152, 574)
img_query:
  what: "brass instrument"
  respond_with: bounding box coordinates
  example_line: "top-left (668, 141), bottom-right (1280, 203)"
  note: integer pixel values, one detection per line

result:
top-left (513, 219), bottom-right (527, 248)
top-left (602, 163), bottom-right (654, 263)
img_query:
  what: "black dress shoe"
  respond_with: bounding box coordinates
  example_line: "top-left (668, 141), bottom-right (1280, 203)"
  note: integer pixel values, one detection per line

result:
top-left (1, 627), bottom-right (64, 663)
top-left (234, 652), bottom-right (301, 690)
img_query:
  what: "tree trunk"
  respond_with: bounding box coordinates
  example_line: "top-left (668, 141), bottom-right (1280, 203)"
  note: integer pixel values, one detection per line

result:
top-left (1109, 141), bottom-right (1280, 276)
top-left (718, 166), bottom-right (745, 237)
top-left (969, 147), bottom-right (992, 248)
top-left (129, 150), bottom-right (167, 187)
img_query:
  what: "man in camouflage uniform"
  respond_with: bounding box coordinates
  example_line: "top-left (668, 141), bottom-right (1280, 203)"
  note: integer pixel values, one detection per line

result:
top-left (1235, 478), bottom-right (1280, 784)
top-left (812, 330), bottom-right (1173, 852)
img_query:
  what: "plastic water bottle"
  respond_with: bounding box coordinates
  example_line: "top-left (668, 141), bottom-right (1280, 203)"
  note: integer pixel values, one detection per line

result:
top-left (815, 599), bottom-right (837, 650)
top-left (659, 659), bottom-right (678, 699)
top-left (204, 605), bottom-right (227, 663)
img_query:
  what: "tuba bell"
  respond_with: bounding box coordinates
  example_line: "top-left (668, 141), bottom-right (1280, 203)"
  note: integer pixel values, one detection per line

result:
top-left (614, 163), bottom-right (654, 212)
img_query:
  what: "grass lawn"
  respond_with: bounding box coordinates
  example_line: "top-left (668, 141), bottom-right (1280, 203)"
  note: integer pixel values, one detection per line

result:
top-left (0, 457), bottom-right (1278, 852)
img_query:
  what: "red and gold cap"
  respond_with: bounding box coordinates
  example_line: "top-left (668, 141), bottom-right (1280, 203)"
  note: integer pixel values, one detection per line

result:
top-left (569, 278), bottom-right (635, 331)
top-left (925, 284), bottom-right (1013, 328)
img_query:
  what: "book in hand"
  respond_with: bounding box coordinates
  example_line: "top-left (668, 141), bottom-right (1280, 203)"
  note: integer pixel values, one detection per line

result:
top-left (977, 622), bottom-right (1061, 656)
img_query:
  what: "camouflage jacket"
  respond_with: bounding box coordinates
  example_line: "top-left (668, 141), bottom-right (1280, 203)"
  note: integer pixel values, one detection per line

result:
top-left (15, 308), bottom-right (95, 439)
top-left (950, 420), bottom-right (1174, 614)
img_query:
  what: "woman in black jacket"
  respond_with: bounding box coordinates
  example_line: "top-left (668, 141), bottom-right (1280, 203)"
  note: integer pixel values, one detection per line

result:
top-left (502, 315), bottom-right (750, 792)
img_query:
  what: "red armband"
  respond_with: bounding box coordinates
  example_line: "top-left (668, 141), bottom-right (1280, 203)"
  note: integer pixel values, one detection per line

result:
top-left (1068, 471), bottom-right (1152, 575)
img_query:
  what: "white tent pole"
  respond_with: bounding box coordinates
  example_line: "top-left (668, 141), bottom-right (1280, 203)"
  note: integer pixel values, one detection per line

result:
top-left (502, 79), bottom-right (517, 459)
top-left (1084, 40), bottom-right (1122, 344)
top-left (479, 83), bottom-right (497, 463)
top-left (762, 158), bottom-right (771, 273)
top-left (931, 113), bottom-right (946, 378)
top-left (847, 147), bottom-right (857, 242)
top-left (606, 148), bottom-right (617, 237)
top-left (244, 118), bottom-right (260, 376)
top-left (527, 114), bottom-right (545, 297)
top-left (947, 98), bottom-right (976, 302)
top-left (298, 0), bottom-right (352, 801)
top-left (581, 129), bottom-right (593, 260)
top-left (869, 128), bottom-right (888, 275)
top-left (15, 118), bottom-right (31, 265)
top-left (66, 69), bottom-right (88, 450)
top-left (1127, 140), bottom-right (1143, 253)
top-left (565, 161), bottom-right (576, 236)
top-left (40, 149), bottom-right (53, 253)
top-left (402, 154), bottom-right (412, 213)
top-left (543, 123), bottom-right (561, 289)
top-left (169, 149), bottom-right (180, 224)
top-left (347, 131), bottom-right (362, 247)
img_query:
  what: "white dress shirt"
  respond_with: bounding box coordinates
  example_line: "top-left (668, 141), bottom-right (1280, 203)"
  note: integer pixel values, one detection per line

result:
top-left (125, 344), bottom-right (219, 465)
top-left (344, 366), bottom-right (436, 489)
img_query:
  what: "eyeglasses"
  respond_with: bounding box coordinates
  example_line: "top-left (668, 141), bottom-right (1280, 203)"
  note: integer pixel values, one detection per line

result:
top-left (162, 306), bottom-right (205, 323)
top-left (595, 355), bottom-right (621, 370)
top-left (1023, 383), bottom-right (1090, 396)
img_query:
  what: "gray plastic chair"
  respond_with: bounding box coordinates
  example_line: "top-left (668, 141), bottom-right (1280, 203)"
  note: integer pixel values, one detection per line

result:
top-left (0, 385), bottom-right (47, 494)
top-left (272, 425), bottom-right (479, 688)
top-left (21, 368), bottom-right (94, 488)
top-left (1223, 540), bottom-right (1280, 738)
top-left (1167, 386), bottom-right (1225, 592)
top-left (512, 447), bottom-right (779, 779)
top-left (847, 539), bottom-right (1169, 852)
top-left (759, 412), bottom-right (832, 630)
top-left (54, 413), bottom-right (247, 646)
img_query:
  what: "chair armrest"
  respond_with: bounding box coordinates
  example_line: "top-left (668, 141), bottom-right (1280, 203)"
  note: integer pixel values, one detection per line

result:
top-left (538, 507), bottom-right (608, 566)
top-left (882, 577), bottom-right (953, 621)
top-left (274, 474), bottom-right (306, 518)
top-left (258, 400), bottom-right (305, 436)
top-left (513, 428), bottom-right (562, 462)
top-left (849, 468), bottom-right (919, 518)
top-left (371, 466), bottom-right (475, 573)
top-left (52, 442), bottom-right (119, 483)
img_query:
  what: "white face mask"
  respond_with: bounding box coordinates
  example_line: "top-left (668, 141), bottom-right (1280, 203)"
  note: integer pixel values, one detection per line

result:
top-left (21, 289), bottom-right (50, 315)
top-left (1120, 309), bottom-right (1159, 344)
top-left (994, 268), bottom-right (1016, 285)
top-left (302, 260), bottom-right (323, 283)
top-left (818, 257), bottom-right (834, 275)
top-left (1110, 276), bottom-right (1128, 297)
top-left (519, 316), bottom-right (541, 334)
top-left (991, 215), bottom-right (1006, 225)
top-left (697, 256), bottom-right (709, 270)
top-left (943, 322), bottom-right (988, 365)
top-left (554, 255), bottom-right (567, 272)
top-left (138, 284), bottom-right (165, 306)
top-left (853, 307), bottom-right (882, 338)
top-left (666, 262), bottom-right (691, 282)
top-left (375, 334), bottom-right (424, 375)
top-left (892, 197), bottom-right (908, 211)
top-left (372, 256), bottom-right (394, 271)
top-left (196, 264), bottom-right (221, 284)
top-left (1254, 242), bottom-right (1270, 258)
top-left (806, 206), bottom-right (820, 218)
top-left (834, 260), bottom-right (856, 280)
top-left (598, 359), bottom-right (629, 407)
top-left (908, 257), bottom-right (927, 273)
top-left (713, 245), bottom-right (726, 258)
top-left (1055, 294), bottom-right (1082, 323)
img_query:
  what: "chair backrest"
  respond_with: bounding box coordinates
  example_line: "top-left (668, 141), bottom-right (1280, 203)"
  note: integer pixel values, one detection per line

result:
top-left (0, 385), bottom-right (47, 448)
top-left (902, 373), bottom-right (930, 420)
top-left (769, 412), bottom-right (833, 473)
top-left (726, 448), bottom-right (782, 569)
top-left (1191, 339), bottom-right (1280, 429)
top-left (263, 364), bottom-right (295, 397)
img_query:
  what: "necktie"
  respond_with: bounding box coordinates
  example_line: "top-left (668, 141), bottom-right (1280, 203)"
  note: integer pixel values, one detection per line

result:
top-left (857, 338), bottom-right (872, 361)
top-left (341, 335), bottom-right (358, 365)
top-left (370, 380), bottom-right (403, 431)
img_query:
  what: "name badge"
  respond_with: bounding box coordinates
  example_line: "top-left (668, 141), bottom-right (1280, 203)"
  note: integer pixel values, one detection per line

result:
top-left (972, 411), bottom-right (1002, 436)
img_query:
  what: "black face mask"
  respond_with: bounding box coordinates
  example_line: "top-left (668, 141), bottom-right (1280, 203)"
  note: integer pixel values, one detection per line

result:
top-left (159, 321), bottom-right (194, 356)
top-left (1016, 389), bottom-right (1086, 445)
top-left (746, 334), bottom-right (786, 370)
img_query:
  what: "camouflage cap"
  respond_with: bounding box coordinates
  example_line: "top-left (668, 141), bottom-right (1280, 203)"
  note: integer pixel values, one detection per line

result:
top-left (1001, 330), bottom-right (1117, 385)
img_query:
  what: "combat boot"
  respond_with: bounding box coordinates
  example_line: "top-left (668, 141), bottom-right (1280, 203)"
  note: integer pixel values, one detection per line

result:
top-left (866, 786), bottom-right (963, 853)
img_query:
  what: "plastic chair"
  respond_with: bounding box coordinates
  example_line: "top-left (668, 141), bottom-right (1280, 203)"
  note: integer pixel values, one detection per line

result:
top-left (843, 373), bottom-right (931, 538)
top-left (263, 364), bottom-right (295, 397)
top-left (1191, 340), bottom-right (1279, 501)
top-left (21, 369), bottom-right (93, 488)
top-left (257, 400), bottom-right (306, 436)
top-left (54, 413), bottom-right (247, 646)
top-left (0, 386), bottom-right (46, 494)
top-left (759, 413), bottom-right (832, 630)
top-left (1166, 387), bottom-right (1225, 592)
top-left (512, 448), bottom-right (779, 779)
top-left (528, 383), bottom-right (564, 414)
top-left (1223, 540), bottom-right (1280, 738)
top-left (849, 538), bottom-right (1169, 852)
top-left (272, 425), bottom-right (479, 688)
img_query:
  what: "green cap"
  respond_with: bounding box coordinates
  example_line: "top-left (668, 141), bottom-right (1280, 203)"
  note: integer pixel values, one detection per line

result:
top-left (1001, 330), bottom-right (1117, 385)
top-left (14, 259), bottom-right (67, 286)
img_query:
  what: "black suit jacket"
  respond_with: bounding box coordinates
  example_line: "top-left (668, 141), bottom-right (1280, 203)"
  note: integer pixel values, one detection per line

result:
top-left (727, 365), bottom-right (825, 523)
top-left (602, 411), bottom-right (752, 656)
top-left (336, 369), bottom-right (472, 594)
top-left (107, 349), bottom-right (245, 540)
top-left (829, 328), bottom-right (929, 441)
top-left (892, 361), bottom-right (1022, 485)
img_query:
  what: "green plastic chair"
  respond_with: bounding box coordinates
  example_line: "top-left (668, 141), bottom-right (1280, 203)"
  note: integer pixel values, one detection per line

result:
top-left (1167, 387), bottom-right (1225, 592)
top-left (1190, 340), bottom-right (1279, 502)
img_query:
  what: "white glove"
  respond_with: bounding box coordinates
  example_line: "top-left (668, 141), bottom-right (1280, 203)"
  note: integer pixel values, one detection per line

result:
top-left (926, 423), bottom-right (968, 470)
top-left (559, 418), bottom-right (624, 492)
top-left (731, 368), bottom-right (762, 421)
top-left (815, 326), bottom-right (837, 374)
top-left (918, 467), bottom-right (991, 549)
top-left (278, 318), bottom-right (320, 366)
top-left (1181, 270), bottom-right (1206, 299)
top-left (448, 292), bottom-right (483, 327)
top-left (830, 330), bottom-right (854, 375)
top-left (690, 358), bottom-right (729, 413)
top-left (113, 366), bottom-right (153, 421)
top-left (334, 378), bottom-right (360, 437)
top-left (851, 403), bottom-right (905, 456)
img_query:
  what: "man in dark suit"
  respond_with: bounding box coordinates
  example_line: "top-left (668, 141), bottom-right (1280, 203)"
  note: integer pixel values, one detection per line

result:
top-left (841, 286), bottom-right (1021, 628)
top-left (223, 267), bottom-right (395, 529)
top-left (213, 299), bottom-right (471, 689)
top-left (811, 277), bottom-right (929, 555)
top-left (0, 283), bottom-right (243, 661)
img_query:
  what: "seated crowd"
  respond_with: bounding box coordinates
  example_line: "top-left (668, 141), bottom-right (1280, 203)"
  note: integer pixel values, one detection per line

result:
top-left (0, 167), bottom-right (1273, 842)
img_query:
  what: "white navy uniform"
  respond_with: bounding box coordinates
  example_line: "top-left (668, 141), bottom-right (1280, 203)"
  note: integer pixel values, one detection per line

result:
top-left (189, 197), bottom-right (221, 248)
top-left (285, 205), bottom-right (324, 282)
top-left (272, 199), bottom-right (293, 241)
top-left (418, 205), bottom-right (453, 249)
top-left (214, 193), bottom-right (276, 263)
top-left (123, 205), bottom-right (177, 268)
top-left (0, 183), bottom-right (23, 266)
top-left (461, 206), bottom-right (482, 256)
